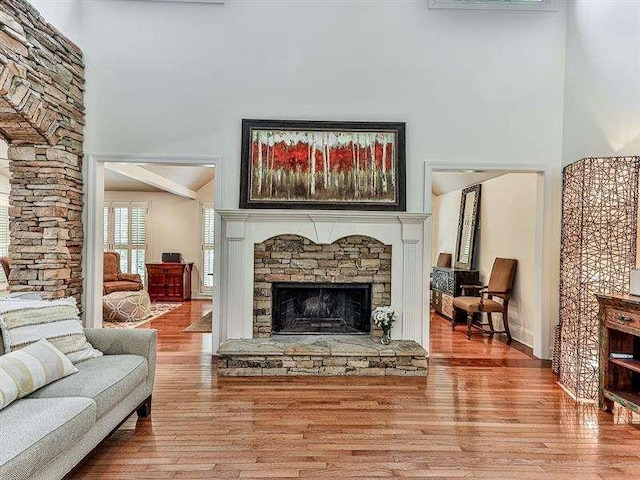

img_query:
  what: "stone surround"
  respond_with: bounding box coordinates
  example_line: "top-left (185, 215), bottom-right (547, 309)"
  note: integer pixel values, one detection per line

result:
top-left (216, 210), bottom-right (429, 351)
top-left (0, 1), bottom-right (85, 301)
top-left (217, 335), bottom-right (428, 377)
top-left (254, 234), bottom-right (391, 338)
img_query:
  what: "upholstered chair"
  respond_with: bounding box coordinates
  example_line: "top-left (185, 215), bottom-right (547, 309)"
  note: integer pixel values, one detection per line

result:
top-left (0, 256), bottom-right (10, 282)
top-left (435, 253), bottom-right (452, 268)
top-left (103, 251), bottom-right (143, 295)
top-left (452, 258), bottom-right (518, 342)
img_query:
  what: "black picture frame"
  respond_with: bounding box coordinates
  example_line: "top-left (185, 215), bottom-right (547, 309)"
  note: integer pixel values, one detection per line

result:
top-left (239, 119), bottom-right (406, 211)
top-left (454, 184), bottom-right (481, 270)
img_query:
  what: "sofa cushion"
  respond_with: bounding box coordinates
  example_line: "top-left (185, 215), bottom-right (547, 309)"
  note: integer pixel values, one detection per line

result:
top-left (28, 354), bottom-right (147, 419)
top-left (0, 339), bottom-right (78, 411)
top-left (0, 397), bottom-right (96, 480)
top-left (0, 297), bottom-right (102, 364)
top-left (103, 280), bottom-right (144, 295)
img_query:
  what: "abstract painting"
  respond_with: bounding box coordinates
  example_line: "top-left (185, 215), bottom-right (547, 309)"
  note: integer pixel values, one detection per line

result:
top-left (240, 119), bottom-right (405, 210)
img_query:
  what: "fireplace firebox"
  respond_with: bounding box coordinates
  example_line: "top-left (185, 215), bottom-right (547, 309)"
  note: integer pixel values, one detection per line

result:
top-left (272, 283), bottom-right (372, 335)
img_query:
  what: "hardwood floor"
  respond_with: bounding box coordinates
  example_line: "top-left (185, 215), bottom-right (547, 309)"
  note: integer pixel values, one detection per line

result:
top-left (69, 308), bottom-right (640, 479)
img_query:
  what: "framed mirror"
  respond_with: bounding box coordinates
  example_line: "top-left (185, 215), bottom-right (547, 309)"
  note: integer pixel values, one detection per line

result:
top-left (454, 184), bottom-right (481, 270)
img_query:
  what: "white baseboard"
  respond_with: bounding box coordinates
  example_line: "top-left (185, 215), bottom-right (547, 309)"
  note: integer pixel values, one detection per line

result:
top-left (508, 323), bottom-right (534, 348)
top-left (191, 294), bottom-right (213, 300)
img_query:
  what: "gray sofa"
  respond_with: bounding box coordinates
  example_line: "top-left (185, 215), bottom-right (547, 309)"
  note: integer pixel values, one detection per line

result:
top-left (0, 328), bottom-right (157, 480)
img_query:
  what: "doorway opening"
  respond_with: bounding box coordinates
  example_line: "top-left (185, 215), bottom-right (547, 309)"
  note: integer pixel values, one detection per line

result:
top-left (85, 154), bottom-right (223, 354)
top-left (424, 165), bottom-right (555, 361)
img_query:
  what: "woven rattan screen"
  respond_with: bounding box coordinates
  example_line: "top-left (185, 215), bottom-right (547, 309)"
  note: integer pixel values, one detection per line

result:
top-left (559, 157), bottom-right (640, 402)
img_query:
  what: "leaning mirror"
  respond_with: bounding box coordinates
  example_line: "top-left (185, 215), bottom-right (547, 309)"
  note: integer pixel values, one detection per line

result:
top-left (454, 184), bottom-right (481, 270)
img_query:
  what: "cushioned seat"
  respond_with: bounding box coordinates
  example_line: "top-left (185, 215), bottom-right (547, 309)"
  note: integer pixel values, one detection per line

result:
top-left (452, 297), bottom-right (505, 313)
top-left (29, 355), bottom-right (147, 419)
top-left (0, 397), bottom-right (96, 480)
top-left (104, 280), bottom-right (143, 294)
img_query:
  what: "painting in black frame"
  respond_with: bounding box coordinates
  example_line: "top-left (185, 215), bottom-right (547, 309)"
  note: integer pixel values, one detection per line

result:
top-left (239, 119), bottom-right (406, 211)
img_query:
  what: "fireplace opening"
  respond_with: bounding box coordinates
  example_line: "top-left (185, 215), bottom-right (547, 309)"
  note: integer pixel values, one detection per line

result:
top-left (272, 283), bottom-right (372, 335)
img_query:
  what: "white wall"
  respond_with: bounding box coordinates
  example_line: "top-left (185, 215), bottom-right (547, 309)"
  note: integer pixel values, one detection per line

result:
top-left (562, 0), bottom-right (640, 165)
top-left (104, 190), bottom-right (212, 298)
top-left (431, 173), bottom-right (538, 346)
top-left (77, 0), bottom-right (567, 212)
top-left (27, 0), bottom-right (82, 46)
top-left (30, 0), bottom-right (567, 355)
top-left (431, 191), bottom-right (459, 264)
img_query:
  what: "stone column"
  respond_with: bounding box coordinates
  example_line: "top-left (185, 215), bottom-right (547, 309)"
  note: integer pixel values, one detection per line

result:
top-left (8, 145), bottom-right (83, 301)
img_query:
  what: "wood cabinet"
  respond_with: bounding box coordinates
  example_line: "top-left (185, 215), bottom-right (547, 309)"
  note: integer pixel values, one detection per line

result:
top-left (597, 293), bottom-right (640, 413)
top-left (146, 262), bottom-right (193, 302)
top-left (431, 267), bottom-right (479, 323)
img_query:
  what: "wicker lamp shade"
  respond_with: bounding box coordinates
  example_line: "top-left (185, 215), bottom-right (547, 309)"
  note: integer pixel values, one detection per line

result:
top-left (558, 157), bottom-right (640, 402)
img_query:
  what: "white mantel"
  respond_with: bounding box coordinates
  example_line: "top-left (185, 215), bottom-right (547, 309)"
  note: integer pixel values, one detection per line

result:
top-left (214, 209), bottom-right (430, 353)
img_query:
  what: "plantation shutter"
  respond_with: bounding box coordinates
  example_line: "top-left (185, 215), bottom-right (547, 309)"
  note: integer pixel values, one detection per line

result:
top-left (103, 206), bottom-right (110, 249)
top-left (0, 203), bottom-right (8, 287)
top-left (0, 204), bottom-right (8, 257)
top-left (104, 202), bottom-right (148, 285)
top-left (129, 206), bottom-right (147, 283)
top-left (113, 206), bottom-right (129, 273)
top-left (201, 204), bottom-right (214, 291)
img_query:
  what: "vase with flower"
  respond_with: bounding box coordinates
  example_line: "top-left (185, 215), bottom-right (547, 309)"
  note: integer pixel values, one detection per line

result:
top-left (371, 306), bottom-right (397, 345)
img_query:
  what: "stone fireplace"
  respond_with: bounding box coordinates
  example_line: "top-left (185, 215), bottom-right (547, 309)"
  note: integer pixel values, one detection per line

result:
top-left (215, 210), bottom-right (429, 350)
top-left (216, 210), bottom-right (429, 376)
top-left (253, 234), bottom-right (391, 338)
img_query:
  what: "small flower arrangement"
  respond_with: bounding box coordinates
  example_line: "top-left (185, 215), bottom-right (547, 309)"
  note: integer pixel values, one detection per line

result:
top-left (372, 306), bottom-right (397, 344)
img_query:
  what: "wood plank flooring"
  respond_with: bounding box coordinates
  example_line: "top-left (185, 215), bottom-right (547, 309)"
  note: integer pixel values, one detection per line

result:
top-left (68, 306), bottom-right (640, 479)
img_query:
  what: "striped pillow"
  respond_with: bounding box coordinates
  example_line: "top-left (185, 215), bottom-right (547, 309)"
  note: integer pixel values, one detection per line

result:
top-left (0, 297), bottom-right (102, 364)
top-left (0, 339), bottom-right (78, 411)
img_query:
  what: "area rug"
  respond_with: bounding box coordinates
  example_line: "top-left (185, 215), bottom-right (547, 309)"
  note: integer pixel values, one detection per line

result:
top-left (183, 311), bottom-right (212, 333)
top-left (104, 303), bottom-right (182, 329)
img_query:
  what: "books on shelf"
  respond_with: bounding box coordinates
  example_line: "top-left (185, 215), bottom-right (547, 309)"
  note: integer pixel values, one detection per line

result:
top-left (610, 352), bottom-right (635, 360)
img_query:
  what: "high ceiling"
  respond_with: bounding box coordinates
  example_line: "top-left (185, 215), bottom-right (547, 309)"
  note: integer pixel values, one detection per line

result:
top-left (431, 171), bottom-right (509, 196)
top-left (104, 164), bottom-right (214, 193)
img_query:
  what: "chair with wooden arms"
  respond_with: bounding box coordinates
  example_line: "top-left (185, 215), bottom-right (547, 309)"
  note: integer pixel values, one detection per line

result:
top-left (452, 257), bottom-right (517, 342)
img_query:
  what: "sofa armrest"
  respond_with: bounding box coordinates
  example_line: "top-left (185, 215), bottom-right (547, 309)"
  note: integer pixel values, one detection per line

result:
top-left (118, 272), bottom-right (142, 283)
top-left (85, 328), bottom-right (157, 386)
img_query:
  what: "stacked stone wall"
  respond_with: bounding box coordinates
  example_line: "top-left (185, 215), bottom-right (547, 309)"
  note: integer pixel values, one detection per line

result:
top-left (253, 235), bottom-right (392, 338)
top-left (0, 1), bottom-right (84, 301)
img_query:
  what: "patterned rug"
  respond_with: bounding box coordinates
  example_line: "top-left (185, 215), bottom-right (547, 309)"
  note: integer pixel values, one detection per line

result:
top-left (183, 311), bottom-right (212, 333)
top-left (103, 303), bottom-right (182, 329)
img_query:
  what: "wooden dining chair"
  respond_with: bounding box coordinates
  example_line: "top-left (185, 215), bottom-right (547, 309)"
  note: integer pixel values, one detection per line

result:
top-left (452, 258), bottom-right (518, 342)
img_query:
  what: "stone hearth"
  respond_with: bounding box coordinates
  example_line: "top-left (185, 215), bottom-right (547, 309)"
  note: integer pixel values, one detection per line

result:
top-left (217, 336), bottom-right (427, 377)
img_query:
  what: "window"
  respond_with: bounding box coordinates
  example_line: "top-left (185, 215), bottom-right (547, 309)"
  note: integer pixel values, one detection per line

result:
top-left (104, 202), bottom-right (148, 285)
top-left (201, 203), bottom-right (215, 292)
top-left (0, 200), bottom-right (8, 288)
top-left (428, 0), bottom-right (558, 11)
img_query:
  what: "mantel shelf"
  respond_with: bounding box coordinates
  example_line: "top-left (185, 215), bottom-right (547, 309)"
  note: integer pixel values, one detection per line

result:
top-left (216, 209), bottom-right (429, 224)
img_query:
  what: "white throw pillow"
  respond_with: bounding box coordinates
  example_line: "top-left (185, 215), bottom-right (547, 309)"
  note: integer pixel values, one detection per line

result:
top-left (0, 297), bottom-right (102, 364)
top-left (0, 339), bottom-right (78, 411)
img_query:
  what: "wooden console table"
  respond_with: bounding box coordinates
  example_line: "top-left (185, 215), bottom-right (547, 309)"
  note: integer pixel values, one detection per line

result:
top-left (146, 262), bottom-right (193, 302)
top-left (597, 293), bottom-right (640, 413)
top-left (431, 266), bottom-right (479, 323)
